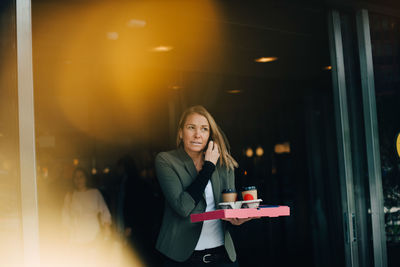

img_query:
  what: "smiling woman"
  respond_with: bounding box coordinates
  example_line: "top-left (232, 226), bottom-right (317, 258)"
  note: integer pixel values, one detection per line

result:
top-left (154, 105), bottom-right (248, 266)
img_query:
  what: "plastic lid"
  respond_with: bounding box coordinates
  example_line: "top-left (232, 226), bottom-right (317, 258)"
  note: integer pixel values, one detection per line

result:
top-left (222, 188), bottom-right (237, 193)
top-left (242, 186), bottom-right (256, 191)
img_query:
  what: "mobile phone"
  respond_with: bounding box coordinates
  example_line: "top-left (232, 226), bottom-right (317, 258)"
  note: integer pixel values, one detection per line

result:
top-left (204, 137), bottom-right (213, 151)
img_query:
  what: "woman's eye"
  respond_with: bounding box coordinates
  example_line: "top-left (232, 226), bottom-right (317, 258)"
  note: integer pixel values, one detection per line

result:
top-left (187, 125), bottom-right (194, 129)
top-left (201, 127), bottom-right (209, 132)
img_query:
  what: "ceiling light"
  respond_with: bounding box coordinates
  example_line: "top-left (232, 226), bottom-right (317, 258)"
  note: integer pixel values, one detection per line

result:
top-left (107, 32), bottom-right (119, 40)
top-left (151, 46), bottom-right (173, 52)
top-left (254, 57), bottom-right (278, 63)
top-left (169, 85), bottom-right (182, 90)
top-left (226, 90), bottom-right (241, 94)
top-left (127, 19), bottom-right (146, 28)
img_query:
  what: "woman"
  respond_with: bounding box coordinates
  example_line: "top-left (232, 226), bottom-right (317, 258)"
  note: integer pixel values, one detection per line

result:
top-left (62, 167), bottom-right (112, 264)
top-left (155, 105), bottom-right (251, 266)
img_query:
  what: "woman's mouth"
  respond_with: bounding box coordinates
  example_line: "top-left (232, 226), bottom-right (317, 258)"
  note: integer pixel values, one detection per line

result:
top-left (191, 141), bottom-right (202, 145)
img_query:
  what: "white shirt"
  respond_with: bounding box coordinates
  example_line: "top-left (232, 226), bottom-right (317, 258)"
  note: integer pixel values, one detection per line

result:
top-left (62, 189), bottom-right (112, 244)
top-left (194, 180), bottom-right (224, 250)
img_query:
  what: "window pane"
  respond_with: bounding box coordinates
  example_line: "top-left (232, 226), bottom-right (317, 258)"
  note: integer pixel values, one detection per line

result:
top-left (0, 0), bottom-right (23, 266)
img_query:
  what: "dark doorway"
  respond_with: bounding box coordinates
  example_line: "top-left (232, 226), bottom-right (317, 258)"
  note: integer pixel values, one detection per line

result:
top-left (32, 1), bottom-right (345, 266)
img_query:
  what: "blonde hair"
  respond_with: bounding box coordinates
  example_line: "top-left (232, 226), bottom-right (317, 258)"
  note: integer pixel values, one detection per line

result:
top-left (176, 105), bottom-right (238, 171)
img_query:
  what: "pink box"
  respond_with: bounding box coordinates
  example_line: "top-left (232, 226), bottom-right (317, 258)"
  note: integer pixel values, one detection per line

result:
top-left (190, 205), bottom-right (290, 223)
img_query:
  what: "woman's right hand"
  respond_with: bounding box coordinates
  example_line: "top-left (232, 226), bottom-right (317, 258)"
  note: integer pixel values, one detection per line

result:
top-left (222, 217), bottom-right (253, 225)
top-left (204, 140), bottom-right (220, 165)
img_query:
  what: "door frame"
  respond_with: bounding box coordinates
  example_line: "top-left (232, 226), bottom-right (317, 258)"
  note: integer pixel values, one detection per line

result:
top-left (328, 7), bottom-right (388, 267)
top-left (16, 0), bottom-right (40, 266)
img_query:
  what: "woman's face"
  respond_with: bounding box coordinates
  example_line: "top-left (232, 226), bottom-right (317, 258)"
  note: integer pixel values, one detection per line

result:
top-left (180, 113), bottom-right (210, 154)
top-left (73, 170), bottom-right (87, 190)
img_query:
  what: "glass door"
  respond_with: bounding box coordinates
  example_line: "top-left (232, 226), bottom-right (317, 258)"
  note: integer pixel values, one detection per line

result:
top-left (0, 0), bottom-right (23, 266)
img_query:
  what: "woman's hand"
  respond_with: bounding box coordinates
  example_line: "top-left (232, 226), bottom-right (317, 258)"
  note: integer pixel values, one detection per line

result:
top-left (204, 140), bottom-right (220, 165)
top-left (222, 217), bottom-right (252, 226)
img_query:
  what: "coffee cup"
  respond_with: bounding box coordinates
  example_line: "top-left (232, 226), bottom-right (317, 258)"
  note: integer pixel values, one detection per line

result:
top-left (221, 189), bottom-right (237, 202)
top-left (241, 186), bottom-right (257, 201)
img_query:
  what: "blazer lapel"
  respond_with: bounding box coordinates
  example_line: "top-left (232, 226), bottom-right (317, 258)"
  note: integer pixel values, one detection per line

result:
top-left (177, 148), bottom-right (197, 181)
top-left (211, 168), bottom-right (221, 205)
top-left (176, 148), bottom-right (220, 204)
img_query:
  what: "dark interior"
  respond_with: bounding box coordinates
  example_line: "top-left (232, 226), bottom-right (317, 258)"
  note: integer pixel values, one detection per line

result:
top-left (31, 0), bottom-right (345, 266)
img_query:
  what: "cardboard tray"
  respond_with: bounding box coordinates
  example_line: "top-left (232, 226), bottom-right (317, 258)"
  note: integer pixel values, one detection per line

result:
top-left (190, 205), bottom-right (290, 223)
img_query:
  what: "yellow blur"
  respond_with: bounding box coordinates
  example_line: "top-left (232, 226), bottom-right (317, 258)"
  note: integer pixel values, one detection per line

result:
top-left (34, 0), bottom-right (222, 143)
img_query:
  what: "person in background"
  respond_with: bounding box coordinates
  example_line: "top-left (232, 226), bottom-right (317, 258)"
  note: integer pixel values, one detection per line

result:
top-left (155, 105), bottom-right (251, 267)
top-left (62, 167), bottom-right (112, 265)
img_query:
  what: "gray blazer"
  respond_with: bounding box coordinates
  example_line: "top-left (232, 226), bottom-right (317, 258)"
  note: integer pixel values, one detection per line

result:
top-left (154, 148), bottom-right (237, 262)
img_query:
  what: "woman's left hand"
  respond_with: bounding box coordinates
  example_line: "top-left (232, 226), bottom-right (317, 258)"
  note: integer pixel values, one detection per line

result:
top-left (204, 141), bottom-right (220, 165)
top-left (222, 217), bottom-right (252, 226)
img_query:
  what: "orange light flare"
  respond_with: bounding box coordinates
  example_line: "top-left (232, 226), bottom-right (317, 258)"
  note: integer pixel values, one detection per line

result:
top-left (31, 1), bottom-right (224, 266)
top-left (38, 237), bottom-right (146, 267)
top-left (34, 0), bottom-right (223, 143)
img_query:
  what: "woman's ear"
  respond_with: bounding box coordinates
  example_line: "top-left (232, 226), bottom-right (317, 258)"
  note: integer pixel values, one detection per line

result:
top-left (178, 129), bottom-right (182, 140)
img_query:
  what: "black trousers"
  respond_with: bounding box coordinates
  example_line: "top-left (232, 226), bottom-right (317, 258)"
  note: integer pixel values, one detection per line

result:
top-left (163, 246), bottom-right (239, 267)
